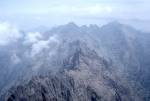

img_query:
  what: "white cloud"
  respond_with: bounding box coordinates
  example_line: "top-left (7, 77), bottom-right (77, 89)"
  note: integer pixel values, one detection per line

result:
top-left (30, 35), bottom-right (59, 57)
top-left (31, 39), bottom-right (49, 56)
top-left (88, 5), bottom-right (113, 15)
top-left (23, 31), bottom-right (59, 57)
top-left (11, 53), bottom-right (21, 65)
top-left (0, 22), bottom-right (22, 45)
top-left (24, 32), bottom-right (42, 44)
top-left (19, 4), bottom-right (113, 17)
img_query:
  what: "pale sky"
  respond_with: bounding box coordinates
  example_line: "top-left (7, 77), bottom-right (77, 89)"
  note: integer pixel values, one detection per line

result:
top-left (0, 0), bottom-right (150, 31)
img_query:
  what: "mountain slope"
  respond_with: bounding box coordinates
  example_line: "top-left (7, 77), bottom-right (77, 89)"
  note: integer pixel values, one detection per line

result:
top-left (0, 22), bottom-right (150, 101)
top-left (2, 41), bottom-right (141, 101)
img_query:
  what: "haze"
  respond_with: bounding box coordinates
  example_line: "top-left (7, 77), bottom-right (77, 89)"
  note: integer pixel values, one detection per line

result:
top-left (0, 0), bottom-right (150, 31)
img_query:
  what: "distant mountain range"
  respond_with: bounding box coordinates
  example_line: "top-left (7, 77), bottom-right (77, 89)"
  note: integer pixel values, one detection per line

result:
top-left (0, 22), bottom-right (150, 101)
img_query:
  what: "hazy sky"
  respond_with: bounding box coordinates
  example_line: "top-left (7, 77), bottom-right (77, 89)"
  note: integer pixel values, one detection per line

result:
top-left (0, 0), bottom-right (150, 31)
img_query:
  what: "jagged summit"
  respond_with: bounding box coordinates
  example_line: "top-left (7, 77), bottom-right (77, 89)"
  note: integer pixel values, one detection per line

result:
top-left (101, 21), bottom-right (139, 34)
top-left (107, 21), bottom-right (122, 26)
top-left (60, 22), bottom-right (79, 31)
top-left (66, 22), bottom-right (78, 27)
top-left (48, 22), bottom-right (80, 36)
top-left (100, 21), bottom-right (123, 32)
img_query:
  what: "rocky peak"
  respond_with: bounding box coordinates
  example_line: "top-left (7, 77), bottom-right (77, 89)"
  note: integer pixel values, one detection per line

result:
top-left (62, 40), bottom-right (102, 70)
top-left (66, 22), bottom-right (78, 28)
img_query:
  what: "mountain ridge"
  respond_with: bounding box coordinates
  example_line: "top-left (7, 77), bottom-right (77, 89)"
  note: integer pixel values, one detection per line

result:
top-left (1, 40), bottom-right (142, 101)
top-left (0, 22), bottom-right (150, 101)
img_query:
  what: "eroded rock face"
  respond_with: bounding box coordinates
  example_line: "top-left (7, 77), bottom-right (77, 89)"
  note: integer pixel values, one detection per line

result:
top-left (2, 41), bottom-right (142, 101)
top-left (4, 74), bottom-right (134, 101)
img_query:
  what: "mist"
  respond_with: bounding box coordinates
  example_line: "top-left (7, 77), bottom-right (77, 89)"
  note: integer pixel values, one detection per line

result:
top-left (0, 0), bottom-right (150, 101)
top-left (0, 0), bottom-right (150, 32)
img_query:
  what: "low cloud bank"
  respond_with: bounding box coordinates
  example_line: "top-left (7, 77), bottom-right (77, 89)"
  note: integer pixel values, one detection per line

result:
top-left (0, 22), bottom-right (22, 45)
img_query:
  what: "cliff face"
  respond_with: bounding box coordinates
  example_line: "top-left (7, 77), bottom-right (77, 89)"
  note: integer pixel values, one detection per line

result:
top-left (3, 41), bottom-right (141, 101)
